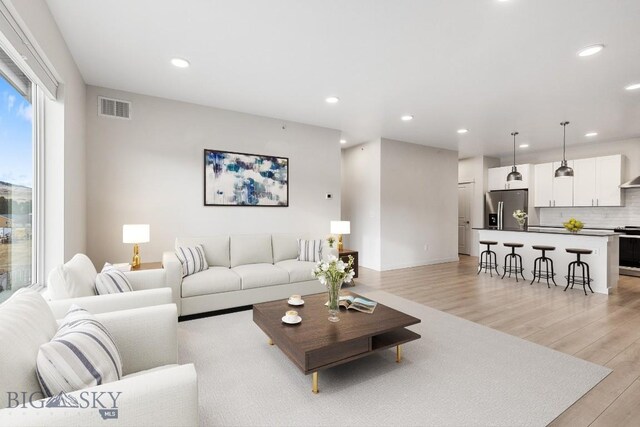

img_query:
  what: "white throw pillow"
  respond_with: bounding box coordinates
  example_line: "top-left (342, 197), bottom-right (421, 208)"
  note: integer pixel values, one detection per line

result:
top-left (0, 288), bottom-right (58, 409)
top-left (47, 254), bottom-right (98, 300)
top-left (297, 239), bottom-right (323, 262)
top-left (176, 245), bottom-right (209, 277)
top-left (95, 268), bottom-right (133, 295)
top-left (36, 305), bottom-right (122, 397)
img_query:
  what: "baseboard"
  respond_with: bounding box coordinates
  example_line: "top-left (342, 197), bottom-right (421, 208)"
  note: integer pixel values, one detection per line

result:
top-left (380, 257), bottom-right (460, 272)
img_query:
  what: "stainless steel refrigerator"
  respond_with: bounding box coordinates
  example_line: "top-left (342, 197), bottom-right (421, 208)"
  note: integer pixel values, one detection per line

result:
top-left (485, 189), bottom-right (528, 230)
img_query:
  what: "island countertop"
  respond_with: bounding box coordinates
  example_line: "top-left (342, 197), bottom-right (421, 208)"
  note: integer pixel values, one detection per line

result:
top-left (475, 228), bottom-right (619, 294)
top-left (473, 227), bottom-right (618, 237)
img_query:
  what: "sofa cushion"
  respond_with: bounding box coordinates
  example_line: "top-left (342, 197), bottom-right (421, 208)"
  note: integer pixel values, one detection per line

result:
top-left (272, 233), bottom-right (306, 263)
top-left (232, 263), bottom-right (289, 290)
top-left (230, 234), bottom-right (273, 267)
top-left (176, 236), bottom-right (230, 267)
top-left (36, 305), bottom-right (122, 397)
top-left (176, 245), bottom-right (209, 277)
top-left (275, 260), bottom-right (317, 283)
top-left (0, 288), bottom-right (58, 408)
top-left (47, 254), bottom-right (97, 300)
top-left (182, 267), bottom-right (242, 298)
top-left (297, 239), bottom-right (323, 262)
top-left (95, 268), bottom-right (133, 294)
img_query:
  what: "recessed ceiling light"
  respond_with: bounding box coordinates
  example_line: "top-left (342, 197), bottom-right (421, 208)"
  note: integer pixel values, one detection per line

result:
top-left (585, 132), bottom-right (598, 137)
top-left (340, 139), bottom-right (347, 144)
top-left (325, 96), bottom-right (340, 104)
top-left (401, 115), bottom-right (414, 121)
top-left (577, 44), bottom-right (604, 57)
top-left (170, 58), bottom-right (190, 68)
top-left (457, 129), bottom-right (468, 134)
top-left (625, 83), bottom-right (640, 91)
top-left (519, 144), bottom-right (529, 148)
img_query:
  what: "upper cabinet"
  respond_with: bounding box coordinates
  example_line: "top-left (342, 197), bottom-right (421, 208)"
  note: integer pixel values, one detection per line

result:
top-left (534, 161), bottom-right (574, 207)
top-left (488, 164), bottom-right (531, 191)
top-left (534, 163), bottom-right (553, 207)
top-left (596, 155), bottom-right (623, 206)
top-left (573, 158), bottom-right (597, 206)
top-left (552, 161), bottom-right (574, 207)
top-left (533, 155), bottom-right (623, 208)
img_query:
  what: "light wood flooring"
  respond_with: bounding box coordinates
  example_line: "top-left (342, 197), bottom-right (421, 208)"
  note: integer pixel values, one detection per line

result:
top-left (357, 255), bottom-right (640, 426)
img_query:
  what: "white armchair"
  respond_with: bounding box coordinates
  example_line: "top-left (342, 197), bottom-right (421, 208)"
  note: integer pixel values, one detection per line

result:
top-left (46, 254), bottom-right (181, 316)
top-left (0, 290), bottom-right (198, 426)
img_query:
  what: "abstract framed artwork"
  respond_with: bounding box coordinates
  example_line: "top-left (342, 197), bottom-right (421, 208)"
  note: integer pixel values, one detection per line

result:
top-left (204, 149), bottom-right (289, 206)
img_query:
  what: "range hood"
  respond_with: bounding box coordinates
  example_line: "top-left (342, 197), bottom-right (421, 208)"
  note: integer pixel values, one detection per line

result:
top-left (620, 176), bottom-right (640, 189)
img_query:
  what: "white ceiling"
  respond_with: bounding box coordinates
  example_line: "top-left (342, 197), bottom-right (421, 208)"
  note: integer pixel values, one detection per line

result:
top-left (46, 0), bottom-right (640, 158)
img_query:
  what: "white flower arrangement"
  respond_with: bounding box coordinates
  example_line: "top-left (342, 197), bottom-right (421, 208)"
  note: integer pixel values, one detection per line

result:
top-left (312, 255), bottom-right (355, 286)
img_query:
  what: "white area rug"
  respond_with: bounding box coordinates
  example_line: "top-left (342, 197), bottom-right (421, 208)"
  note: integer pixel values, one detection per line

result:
top-left (178, 288), bottom-right (610, 426)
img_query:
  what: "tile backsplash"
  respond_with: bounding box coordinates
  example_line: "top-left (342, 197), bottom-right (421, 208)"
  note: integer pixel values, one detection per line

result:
top-left (539, 188), bottom-right (640, 228)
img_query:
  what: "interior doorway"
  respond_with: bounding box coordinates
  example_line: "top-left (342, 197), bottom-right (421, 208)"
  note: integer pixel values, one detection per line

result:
top-left (458, 183), bottom-right (473, 255)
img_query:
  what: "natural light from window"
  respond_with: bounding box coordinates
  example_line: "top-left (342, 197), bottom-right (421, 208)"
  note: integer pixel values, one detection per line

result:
top-left (0, 74), bottom-right (33, 302)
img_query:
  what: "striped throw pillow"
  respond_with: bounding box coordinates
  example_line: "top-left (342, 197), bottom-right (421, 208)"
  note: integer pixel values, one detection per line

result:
top-left (95, 267), bottom-right (133, 295)
top-left (297, 239), bottom-right (323, 262)
top-left (36, 305), bottom-right (123, 397)
top-left (176, 245), bottom-right (209, 277)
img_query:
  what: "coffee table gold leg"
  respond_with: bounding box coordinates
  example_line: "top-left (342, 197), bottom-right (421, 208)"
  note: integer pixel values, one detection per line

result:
top-left (268, 338), bottom-right (273, 346)
top-left (396, 345), bottom-right (402, 363)
top-left (312, 372), bottom-right (319, 394)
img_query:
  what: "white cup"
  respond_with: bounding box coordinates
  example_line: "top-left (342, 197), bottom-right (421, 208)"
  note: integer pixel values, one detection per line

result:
top-left (285, 310), bottom-right (298, 322)
top-left (289, 294), bottom-right (303, 304)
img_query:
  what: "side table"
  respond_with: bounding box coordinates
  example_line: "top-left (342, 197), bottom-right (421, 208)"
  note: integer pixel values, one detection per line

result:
top-left (338, 249), bottom-right (358, 278)
top-left (130, 262), bottom-right (163, 271)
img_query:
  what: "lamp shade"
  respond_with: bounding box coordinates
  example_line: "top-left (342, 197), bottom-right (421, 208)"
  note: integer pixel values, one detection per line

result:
top-left (330, 221), bottom-right (350, 235)
top-left (123, 224), bottom-right (150, 244)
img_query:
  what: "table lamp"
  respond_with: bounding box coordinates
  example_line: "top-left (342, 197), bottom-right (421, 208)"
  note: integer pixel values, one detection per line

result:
top-left (330, 220), bottom-right (350, 251)
top-left (123, 224), bottom-right (150, 268)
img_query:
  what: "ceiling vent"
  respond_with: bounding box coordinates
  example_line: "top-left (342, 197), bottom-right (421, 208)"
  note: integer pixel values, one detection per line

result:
top-left (98, 96), bottom-right (131, 119)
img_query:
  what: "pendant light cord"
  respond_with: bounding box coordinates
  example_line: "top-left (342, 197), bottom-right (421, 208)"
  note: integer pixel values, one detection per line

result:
top-left (561, 121), bottom-right (569, 162)
top-left (511, 132), bottom-right (519, 167)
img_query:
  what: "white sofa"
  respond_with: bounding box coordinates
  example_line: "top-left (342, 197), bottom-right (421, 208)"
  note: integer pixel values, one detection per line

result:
top-left (0, 288), bottom-right (198, 426)
top-left (46, 254), bottom-right (177, 318)
top-left (163, 233), bottom-right (335, 316)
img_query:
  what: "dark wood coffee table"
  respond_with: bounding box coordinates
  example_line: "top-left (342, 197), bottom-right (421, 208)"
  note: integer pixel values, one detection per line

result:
top-left (253, 291), bottom-right (421, 394)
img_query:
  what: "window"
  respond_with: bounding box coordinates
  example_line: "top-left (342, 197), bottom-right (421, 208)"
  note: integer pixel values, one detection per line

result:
top-left (0, 47), bottom-right (34, 302)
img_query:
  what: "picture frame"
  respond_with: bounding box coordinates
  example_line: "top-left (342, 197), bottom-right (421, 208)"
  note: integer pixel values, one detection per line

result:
top-left (203, 149), bottom-right (289, 207)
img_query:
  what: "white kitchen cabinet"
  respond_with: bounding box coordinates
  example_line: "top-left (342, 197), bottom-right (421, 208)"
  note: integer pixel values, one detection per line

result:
top-left (488, 164), bottom-right (531, 191)
top-left (573, 158), bottom-right (597, 206)
top-left (552, 161), bottom-right (574, 207)
top-left (507, 164), bottom-right (531, 190)
top-left (534, 163), bottom-right (553, 207)
top-left (488, 167), bottom-right (508, 191)
top-left (596, 155), bottom-right (622, 206)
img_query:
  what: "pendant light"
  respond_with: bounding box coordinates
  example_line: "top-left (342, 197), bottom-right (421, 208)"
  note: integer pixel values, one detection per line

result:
top-left (506, 131), bottom-right (522, 181)
top-left (555, 121), bottom-right (574, 178)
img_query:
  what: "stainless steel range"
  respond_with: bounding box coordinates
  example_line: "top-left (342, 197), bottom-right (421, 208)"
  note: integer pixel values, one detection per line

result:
top-left (615, 226), bottom-right (640, 277)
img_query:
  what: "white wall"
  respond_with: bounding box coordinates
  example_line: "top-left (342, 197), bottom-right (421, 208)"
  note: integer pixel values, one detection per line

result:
top-left (86, 86), bottom-right (341, 266)
top-left (341, 138), bottom-right (458, 271)
top-left (341, 140), bottom-right (381, 270)
top-left (499, 138), bottom-right (640, 227)
top-left (380, 139), bottom-right (458, 270)
top-left (7, 0), bottom-right (87, 278)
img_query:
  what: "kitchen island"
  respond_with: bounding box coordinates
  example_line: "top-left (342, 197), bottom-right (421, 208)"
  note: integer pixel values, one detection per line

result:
top-left (475, 228), bottom-right (619, 294)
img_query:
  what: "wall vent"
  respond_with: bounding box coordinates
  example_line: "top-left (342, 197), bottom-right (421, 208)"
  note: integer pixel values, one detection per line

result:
top-left (98, 96), bottom-right (131, 119)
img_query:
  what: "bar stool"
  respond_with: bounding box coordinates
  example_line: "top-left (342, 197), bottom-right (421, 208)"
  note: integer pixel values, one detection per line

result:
top-left (564, 248), bottom-right (594, 295)
top-left (477, 240), bottom-right (499, 277)
top-left (530, 245), bottom-right (557, 288)
top-left (502, 243), bottom-right (525, 282)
